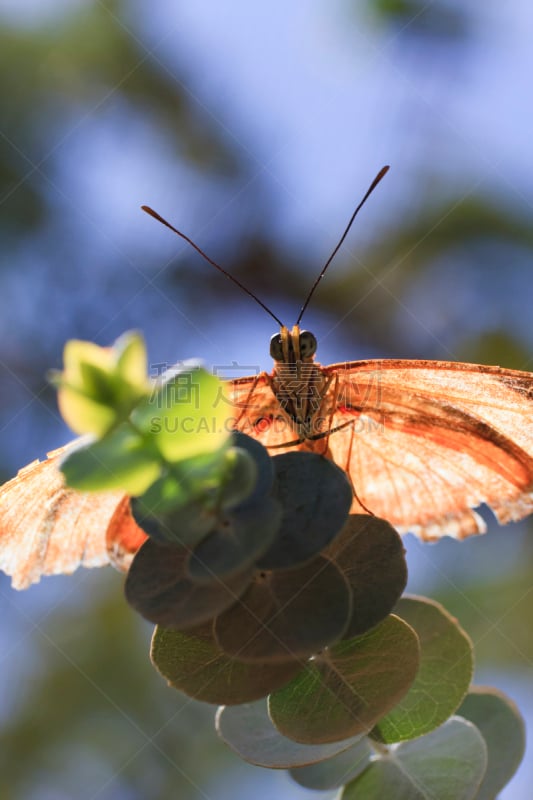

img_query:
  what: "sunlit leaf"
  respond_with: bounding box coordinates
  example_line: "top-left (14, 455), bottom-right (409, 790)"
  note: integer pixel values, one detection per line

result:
top-left (60, 426), bottom-right (161, 495)
top-left (131, 364), bottom-right (231, 462)
top-left (268, 614), bottom-right (420, 744)
top-left (115, 330), bottom-right (148, 388)
top-left (57, 333), bottom-right (149, 436)
top-left (151, 625), bottom-right (301, 705)
top-left (372, 595), bottom-right (473, 744)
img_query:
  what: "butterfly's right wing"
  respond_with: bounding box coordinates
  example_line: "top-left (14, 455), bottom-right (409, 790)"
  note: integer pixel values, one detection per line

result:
top-left (0, 444), bottom-right (147, 590)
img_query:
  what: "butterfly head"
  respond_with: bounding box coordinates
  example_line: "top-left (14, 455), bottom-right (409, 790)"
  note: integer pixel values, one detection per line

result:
top-left (269, 325), bottom-right (317, 364)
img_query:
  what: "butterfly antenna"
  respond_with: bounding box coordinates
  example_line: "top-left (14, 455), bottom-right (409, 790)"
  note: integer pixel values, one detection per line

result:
top-left (141, 205), bottom-right (284, 327)
top-left (296, 165), bottom-right (390, 326)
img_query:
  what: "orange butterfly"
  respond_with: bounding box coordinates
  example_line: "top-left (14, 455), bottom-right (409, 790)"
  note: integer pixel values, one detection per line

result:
top-left (230, 338), bottom-right (533, 539)
top-left (1, 167), bottom-right (532, 589)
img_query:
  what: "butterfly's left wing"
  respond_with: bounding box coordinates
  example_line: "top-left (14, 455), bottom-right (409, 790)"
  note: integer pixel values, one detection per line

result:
top-left (0, 444), bottom-right (147, 589)
top-left (324, 359), bottom-right (533, 539)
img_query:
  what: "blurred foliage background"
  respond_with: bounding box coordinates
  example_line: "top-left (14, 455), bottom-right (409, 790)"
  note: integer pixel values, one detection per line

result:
top-left (0, 1), bottom-right (532, 798)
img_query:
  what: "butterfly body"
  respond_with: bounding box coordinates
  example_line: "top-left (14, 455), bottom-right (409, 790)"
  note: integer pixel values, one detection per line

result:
top-left (266, 325), bottom-right (331, 443)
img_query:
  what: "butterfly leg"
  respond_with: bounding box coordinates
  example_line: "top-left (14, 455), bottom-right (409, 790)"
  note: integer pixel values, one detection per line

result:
top-left (233, 371), bottom-right (268, 430)
top-left (316, 373), bottom-right (337, 456)
top-left (340, 417), bottom-right (375, 517)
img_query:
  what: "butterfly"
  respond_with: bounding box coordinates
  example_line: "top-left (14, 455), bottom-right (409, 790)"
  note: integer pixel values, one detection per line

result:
top-left (1, 166), bottom-right (532, 589)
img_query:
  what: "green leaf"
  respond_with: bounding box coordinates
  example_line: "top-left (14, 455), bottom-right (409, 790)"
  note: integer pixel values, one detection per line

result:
top-left (268, 614), bottom-right (420, 744)
top-left (458, 687), bottom-right (526, 800)
top-left (216, 447), bottom-right (258, 509)
top-left (125, 538), bottom-right (254, 629)
top-left (131, 364), bottom-right (230, 462)
top-left (214, 554), bottom-right (352, 663)
top-left (326, 515), bottom-right (407, 638)
top-left (186, 497), bottom-right (282, 582)
top-left (131, 494), bottom-right (217, 547)
top-left (132, 448), bottom-right (260, 548)
top-left (341, 717), bottom-right (487, 800)
top-left (60, 425), bottom-right (161, 495)
top-left (57, 382), bottom-right (117, 438)
top-left (257, 452), bottom-right (352, 570)
top-left (132, 447), bottom-right (276, 553)
top-left (79, 361), bottom-right (119, 405)
top-left (132, 466), bottom-right (198, 520)
top-left (289, 737), bottom-right (372, 790)
top-left (115, 330), bottom-right (148, 388)
top-left (151, 625), bottom-right (301, 705)
top-left (216, 701), bottom-right (366, 768)
top-left (57, 332), bottom-right (149, 436)
top-left (231, 432), bottom-right (274, 507)
top-left (372, 595), bottom-right (473, 744)
top-left (154, 449), bottom-right (233, 508)
top-left (131, 453), bottom-right (229, 547)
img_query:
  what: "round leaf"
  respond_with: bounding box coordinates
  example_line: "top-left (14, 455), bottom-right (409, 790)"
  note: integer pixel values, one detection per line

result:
top-left (341, 717), bottom-right (487, 800)
top-left (290, 738), bottom-right (372, 790)
top-left (326, 515), bottom-right (407, 638)
top-left (268, 614), bottom-right (420, 744)
top-left (231, 432), bottom-right (274, 507)
top-left (131, 449), bottom-right (257, 546)
top-left (131, 365), bottom-right (230, 462)
top-left (131, 497), bottom-right (217, 547)
top-left (457, 687), bottom-right (526, 800)
top-left (214, 554), bottom-right (352, 663)
top-left (125, 538), bottom-right (253, 629)
top-left (57, 333), bottom-right (149, 436)
top-left (58, 382), bottom-right (117, 438)
top-left (257, 452), bottom-right (352, 570)
top-left (114, 330), bottom-right (148, 389)
top-left (186, 498), bottom-right (282, 582)
top-left (372, 595), bottom-right (473, 744)
top-left (216, 447), bottom-right (258, 509)
top-left (57, 340), bottom-right (117, 436)
top-left (216, 701), bottom-right (366, 769)
top-left (60, 426), bottom-right (161, 495)
top-left (151, 625), bottom-right (301, 705)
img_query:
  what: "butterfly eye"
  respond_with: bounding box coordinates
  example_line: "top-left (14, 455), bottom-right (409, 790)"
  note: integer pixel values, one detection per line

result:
top-left (299, 330), bottom-right (317, 358)
top-left (270, 334), bottom-right (284, 360)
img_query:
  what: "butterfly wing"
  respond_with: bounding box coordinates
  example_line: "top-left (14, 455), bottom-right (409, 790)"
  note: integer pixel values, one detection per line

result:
top-left (230, 373), bottom-right (299, 448)
top-left (0, 444), bottom-right (147, 589)
top-left (323, 359), bottom-right (533, 539)
top-left (230, 361), bottom-right (533, 540)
